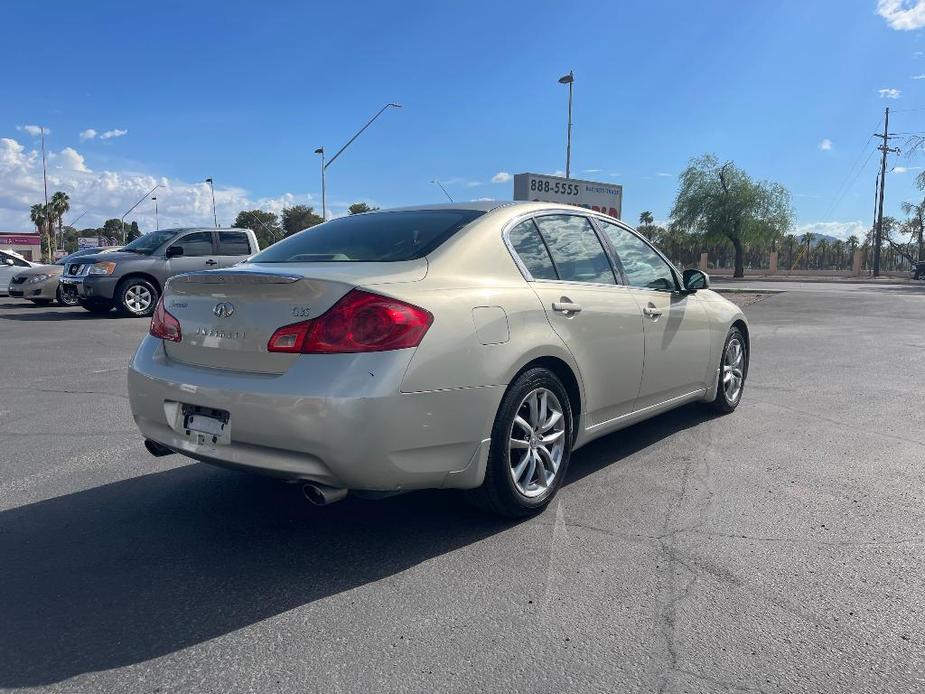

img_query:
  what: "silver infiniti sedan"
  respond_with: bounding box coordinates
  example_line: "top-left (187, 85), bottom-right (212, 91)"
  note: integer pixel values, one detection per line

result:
top-left (128, 202), bottom-right (748, 516)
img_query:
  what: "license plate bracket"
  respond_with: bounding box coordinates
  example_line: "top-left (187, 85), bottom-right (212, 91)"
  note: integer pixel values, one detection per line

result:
top-left (181, 404), bottom-right (231, 446)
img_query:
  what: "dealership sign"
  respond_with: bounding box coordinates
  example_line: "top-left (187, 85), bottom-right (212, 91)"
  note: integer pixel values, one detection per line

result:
top-left (513, 173), bottom-right (622, 219)
top-left (0, 234), bottom-right (40, 246)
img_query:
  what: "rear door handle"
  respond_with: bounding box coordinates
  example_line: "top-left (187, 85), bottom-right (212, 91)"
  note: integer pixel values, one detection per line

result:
top-left (205, 259), bottom-right (218, 266)
top-left (552, 301), bottom-right (582, 314)
top-left (642, 304), bottom-right (662, 318)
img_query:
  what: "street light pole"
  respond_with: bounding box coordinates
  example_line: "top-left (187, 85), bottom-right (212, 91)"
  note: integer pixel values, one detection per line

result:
top-left (558, 71), bottom-right (574, 179)
top-left (319, 103), bottom-right (401, 219)
top-left (152, 196), bottom-right (159, 231)
top-left (121, 184), bottom-right (162, 244)
top-left (314, 148), bottom-right (326, 220)
top-left (205, 177), bottom-right (218, 227)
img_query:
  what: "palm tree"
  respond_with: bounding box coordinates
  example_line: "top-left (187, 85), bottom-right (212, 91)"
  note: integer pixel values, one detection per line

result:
top-left (800, 232), bottom-right (814, 270)
top-left (49, 191), bottom-right (69, 258)
top-left (831, 240), bottom-right (844, 270)
top-left (638, 211), bottom-right (654, 239)
top-left (816, 239), bottom-right (829, 270)
top-left (30, 203), bottom-right (52, 262)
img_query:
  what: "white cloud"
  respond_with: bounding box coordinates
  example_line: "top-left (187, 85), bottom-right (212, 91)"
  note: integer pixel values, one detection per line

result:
top-left (913, 74), bottom-right (925, 80)
top-left (17, 125), bottom-right (48, 137)
top-left (795, 221), bottom-right (866, 241)
top-left (656, 172), bottom-right (673, 177)
top-left (877, 0), bottom-right (925, 30)
top-left (474, 197), bottom-right (496, 202)
top-left (490, 171), bottom-right (512, 184)
top-left (99, 129), bottom-right (128, 140)
top-left (583, 168), bottom-right (602, 173)
top-left (79, 129), bottom-right (97, 141)
top-left (818, 138), bottom-right (833, 151)
top-left (893, 166), bottom-right (908, 173)
top-left (0, 136), bottom-right (316, 232)
top-left (878, 88), bottom-right (902, 99)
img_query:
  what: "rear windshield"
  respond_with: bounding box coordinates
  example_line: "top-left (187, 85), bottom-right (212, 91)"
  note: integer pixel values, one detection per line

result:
top-left (250, 210), bottom-right (485, 263)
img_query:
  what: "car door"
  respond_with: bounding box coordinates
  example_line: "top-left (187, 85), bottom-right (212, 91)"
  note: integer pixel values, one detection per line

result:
top-left (163, 231), bottom-right (219, 276)
top-left (213, 230), bottom-right (254, 268)
top-left (595, 219), bottom-right (712, 409)
top-left (508, 214), bottom-right (645, 427)
top-left (0, 251), bottom-right (30, 293)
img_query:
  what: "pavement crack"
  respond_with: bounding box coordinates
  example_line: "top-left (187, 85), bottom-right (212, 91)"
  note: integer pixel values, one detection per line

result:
top-left (0, 386), bottom-right (128, 400)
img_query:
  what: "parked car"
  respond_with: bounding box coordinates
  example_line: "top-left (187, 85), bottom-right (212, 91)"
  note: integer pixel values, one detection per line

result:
top-left (1, 249), bottom-right (38, 296)
top-left (8, 247), bottom-right (121, 306)
top-left (128, 202), bottom-right (748, 517)
top-left (913, 261), bottom-right (925, 281)
top-left (60, 228), bottom-right (259, 317)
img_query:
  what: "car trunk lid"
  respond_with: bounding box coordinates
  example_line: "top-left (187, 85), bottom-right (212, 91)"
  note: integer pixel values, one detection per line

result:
top-left (161, 261), bottom-right (426, 373)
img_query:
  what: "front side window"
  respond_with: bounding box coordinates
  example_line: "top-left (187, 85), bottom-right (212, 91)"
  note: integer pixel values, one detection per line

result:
top-left (508, 220), bottom-right (558, 280)
top-left (121, 229), bottom-right (178, 255)
top-left (251, 210), bottom-right (484, 263)
top-left (598, 221), bottom-right (676, 291)
top-left (217, 231), bottom-right (251, 255)
top-left (172, 232), bottom-right (214, 257)
top-left (533, 215), bottom-right (615, 285)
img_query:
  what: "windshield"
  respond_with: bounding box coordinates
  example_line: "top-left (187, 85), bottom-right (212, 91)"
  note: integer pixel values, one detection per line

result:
top-left (250, 210), bottom-right (485, 263)
top-left (120, 229), bottom-right (179, 255)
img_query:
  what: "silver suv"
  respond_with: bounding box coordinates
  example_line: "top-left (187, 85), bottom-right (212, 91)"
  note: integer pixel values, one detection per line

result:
top-left (60, 228), bottom-right (259, 316)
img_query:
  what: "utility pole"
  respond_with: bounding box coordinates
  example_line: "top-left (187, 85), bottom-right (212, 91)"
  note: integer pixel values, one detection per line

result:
top-left (41, 127), bottom-right (50, 261)
top-left (873, 107), bottom-right (899, 277)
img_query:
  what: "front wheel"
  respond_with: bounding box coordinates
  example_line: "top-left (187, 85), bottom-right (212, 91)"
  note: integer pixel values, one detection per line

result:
top-left (709, 327), bottom-right (748, 413)
top-left (56, 285), bottom-right (80, 307)
top-left (467, 367), bottom-right (573, 518)
top-left (116, 278), bottom-right (158, 317)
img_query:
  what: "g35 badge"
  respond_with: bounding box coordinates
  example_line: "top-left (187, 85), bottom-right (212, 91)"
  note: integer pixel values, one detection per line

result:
top-left (291, 306), bottom-right (311, 317)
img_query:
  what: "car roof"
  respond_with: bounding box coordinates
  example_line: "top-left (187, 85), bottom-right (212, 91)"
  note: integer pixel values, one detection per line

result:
top-left (367, 201), bottom-right (519, 214)
top-left (144, 227), bottom-right (250, 234)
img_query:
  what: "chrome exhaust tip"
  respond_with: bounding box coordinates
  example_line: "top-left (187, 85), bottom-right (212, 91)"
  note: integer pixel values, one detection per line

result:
top-left (302, 483), bottom-right (348, 506)
top-left (144, 439), bottom-right (175, 457)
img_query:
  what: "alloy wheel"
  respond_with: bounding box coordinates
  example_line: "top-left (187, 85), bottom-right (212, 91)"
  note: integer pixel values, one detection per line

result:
top-left (508, 387), bottom-right (567, 498)
top-left (124, 284), bottom-right (153, 314)
top-left (723, 337), bottom-right (745, 403)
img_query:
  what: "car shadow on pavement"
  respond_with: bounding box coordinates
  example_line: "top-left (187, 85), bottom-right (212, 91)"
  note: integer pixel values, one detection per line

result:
top-left (0, 306), bottom-right (122, 321)
top-left (0, 404), bottom-right (714, 688)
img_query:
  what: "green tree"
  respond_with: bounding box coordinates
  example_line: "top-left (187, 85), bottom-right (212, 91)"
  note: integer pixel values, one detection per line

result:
top-left (816, 239), bottom-right (829, 269)
top-left (30, 203), bottom-right (53, 262)
top-left (233, 209), bottom-right (283, 248)
top-left (49, 191), bottom-right (69, 257)
top-left (102, 218), bottom-right (124, 244)
top-left (281, 205), bottom-right (323, 237)
top-left (800, 232), bottom-right (813, 270)
top-left (670, 155), bottom-right (794, 277)
top-left (127, 221), bottom-right (141, 242)
top-left (901, 200), bottom-right (925, 262)
top-left (348, 202), bottom-right (378, 215)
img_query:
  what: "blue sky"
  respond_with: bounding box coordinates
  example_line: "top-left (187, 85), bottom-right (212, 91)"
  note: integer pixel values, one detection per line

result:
top-left (2, 0), bottom-right (925, 239)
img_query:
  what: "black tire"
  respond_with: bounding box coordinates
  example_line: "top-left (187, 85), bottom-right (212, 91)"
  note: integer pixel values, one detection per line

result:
top-left (79, 299), bottom-right (113, 315)
top-left (709, 326), bottom-right (748, 414)
top-left (467, 367), bottom-right (574, 518)
top-left (115, 277), bottom-right (158, 317)
top-left (56, 285), bottom-right (79, 307)
top-left (29, 298), bottom-right (52, 306)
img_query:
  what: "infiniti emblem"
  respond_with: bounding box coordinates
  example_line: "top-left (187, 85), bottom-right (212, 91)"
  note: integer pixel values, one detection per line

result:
top-left (213, 302), bottom-right (235, 318)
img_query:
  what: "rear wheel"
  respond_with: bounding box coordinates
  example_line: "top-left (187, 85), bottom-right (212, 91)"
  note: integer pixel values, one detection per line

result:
top-left (80, 299), bottom-right (113, 315)
top-left (468, 367), bottom-right (573, 517)
top-left (709, 327), bottom-right (747, 413)
top-left (116, 278), bottom-right (158, 317)
top-left (56, 285), bottom-right (79, 307)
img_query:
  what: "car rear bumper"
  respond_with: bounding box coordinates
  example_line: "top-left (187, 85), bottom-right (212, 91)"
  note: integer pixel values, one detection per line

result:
top-left (127, 335), bottom-right (500, 491)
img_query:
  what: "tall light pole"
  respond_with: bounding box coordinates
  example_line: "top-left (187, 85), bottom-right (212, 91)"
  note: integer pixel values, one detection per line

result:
top-left (121, 184), bottom-right (162, 244)
top-left (41, 127), bottom-right (50, 261)
top-left (151, 196), bottom-right (159, 231)
top-left (318, 102), bottom-right (401, 220)
top-left (558, 71), bottom-right (574, 179)
top-left (431, 179), bottom-right (454, 202)
top-left (205, 177), bottom-right (218, 227)
top-left (314, 148), bottom-right (326, 220)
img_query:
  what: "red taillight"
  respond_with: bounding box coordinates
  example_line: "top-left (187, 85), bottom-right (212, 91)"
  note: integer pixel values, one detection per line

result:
top-left (267, 289), bottom-right (433, 354)
top-left (150, 296), bottom-right (182, 342)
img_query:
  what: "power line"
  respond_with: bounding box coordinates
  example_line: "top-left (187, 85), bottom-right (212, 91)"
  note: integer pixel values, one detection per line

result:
top-left (822, 117), bottom-right (882, 220)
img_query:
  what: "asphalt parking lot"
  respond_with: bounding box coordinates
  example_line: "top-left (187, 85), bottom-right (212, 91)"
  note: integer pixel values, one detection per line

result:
top-left (1, 284), bottom-right (923, 694)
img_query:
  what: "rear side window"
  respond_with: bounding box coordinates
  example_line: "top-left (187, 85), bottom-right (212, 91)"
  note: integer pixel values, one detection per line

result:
top-left (534, 215), bottom-right (615, 285)
top-left (598, 221), bottom-right (677, 291)
top-left (508, 220), bottom-right (558, 280)
top-left (250, 210), bottom-right (485, 262)
top-left (172, 232), bottom-right (214, 257)
top-left (217, 231), bottom-right (251, 255)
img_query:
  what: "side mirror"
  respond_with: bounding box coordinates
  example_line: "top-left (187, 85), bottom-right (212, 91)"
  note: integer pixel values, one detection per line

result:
top-left (682, 268), bottom-right (709, 291)
top-left (2, 258), bottom-right (13, 266)
top-left (165, 245), bottom-right (184, 258)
